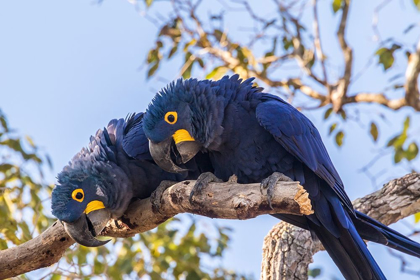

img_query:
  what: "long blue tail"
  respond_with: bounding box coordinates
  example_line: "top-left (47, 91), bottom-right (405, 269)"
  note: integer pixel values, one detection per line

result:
top-left (307, 211), bottom-right (386, 280)
top-left (274, 194), bottom-right (388, 280)
top-left (274, 212), bottom-right (386, 279)
top-left (354, 211), bottom-right (420, 258)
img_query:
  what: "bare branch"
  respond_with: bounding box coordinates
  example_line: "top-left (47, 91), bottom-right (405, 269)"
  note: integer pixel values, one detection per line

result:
top-left (332, 0), bottom-right (353, 112)
top-left (261, 172), bottom-right (420, 280)
top-left (404, 39), bottom-right (420, 111)
top-left (312, 0), bottom-right (328, 85)
top-left (344, 92), bottom-right (406, 110)
top-left (205, 47), bottom-right (328, 104)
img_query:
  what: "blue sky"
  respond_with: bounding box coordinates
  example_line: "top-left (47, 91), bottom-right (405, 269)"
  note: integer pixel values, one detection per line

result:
top-left (1, 0), bottom-right (420, 279)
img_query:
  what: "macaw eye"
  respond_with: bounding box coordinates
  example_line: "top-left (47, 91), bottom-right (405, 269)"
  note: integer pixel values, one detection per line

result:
top-left (72, 189), bottom-right (84, 202)
top-left (164, 111), bottom-right (178, 125)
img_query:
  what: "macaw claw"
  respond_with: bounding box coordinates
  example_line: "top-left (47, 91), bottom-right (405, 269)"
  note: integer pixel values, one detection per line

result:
top-left (260, 172), bottom-right (293, 209)
top-left (189, 172), bottom-right (223, 203)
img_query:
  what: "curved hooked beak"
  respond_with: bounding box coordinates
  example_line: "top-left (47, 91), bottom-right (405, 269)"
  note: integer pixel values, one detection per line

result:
top-left (149, 129), bottom-right (201, 173)
top-left (63, 207), bottom-right (111, 247)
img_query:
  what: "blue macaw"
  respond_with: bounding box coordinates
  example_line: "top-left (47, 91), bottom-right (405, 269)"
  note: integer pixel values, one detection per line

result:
top-left (142, 75), bottom-right (420, 280)
top-left (51, 113), bottom-right (212, 247)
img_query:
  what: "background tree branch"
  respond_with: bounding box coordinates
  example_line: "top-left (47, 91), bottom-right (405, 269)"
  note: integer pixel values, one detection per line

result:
top-left (261, 172), bottom-right (420, 280)
top-left (143, 0), bottom-right (420, 171)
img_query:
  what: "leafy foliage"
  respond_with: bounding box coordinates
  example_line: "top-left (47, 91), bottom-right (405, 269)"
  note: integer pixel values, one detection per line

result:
top-left (0, 109), bottom-right (54, 249)
top-left (386, 117), bottom-right (419, 164)
top-left (139, 0), bottom-right (420, 168)
top-left (0, 109), bottom-right (249, 279)
top-left (375, 44), bottom-right (401, 71)
top-left (308, 267), bottom-right (322, 278)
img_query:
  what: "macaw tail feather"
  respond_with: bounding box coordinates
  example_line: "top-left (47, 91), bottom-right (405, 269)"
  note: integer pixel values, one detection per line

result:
top-left (273, 209), bottom-right (387, 280)
top-left (307, 211), bottom-right (386, 280)
top-left (354, 210), bottom-right (420, 258)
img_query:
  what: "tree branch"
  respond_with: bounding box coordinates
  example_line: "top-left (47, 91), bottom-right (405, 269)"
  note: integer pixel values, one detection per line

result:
top-left (343, 92), bottom-right (406, 110)
top-left (331, 0), bottom-right (353, 112)
top-left (312, 0), bottom-right (328, 85)
top-left (404, 39), bottom-right (420, 111)
top-left (261, 172), bottom-right (420, 280)
top-left (0, 179), bottom-right (311, 279)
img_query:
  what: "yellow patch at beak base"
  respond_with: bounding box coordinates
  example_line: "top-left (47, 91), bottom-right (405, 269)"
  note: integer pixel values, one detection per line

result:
top-left (173, 129), bottom-right (195, 144)
top-left (84, 200), bottom-right (105, 214)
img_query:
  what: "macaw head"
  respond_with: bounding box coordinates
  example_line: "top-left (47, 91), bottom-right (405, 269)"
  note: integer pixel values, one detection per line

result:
top-left (52, 123), bottom-right (133, 247)
top-left (143, 77), bottom-right (226, 173)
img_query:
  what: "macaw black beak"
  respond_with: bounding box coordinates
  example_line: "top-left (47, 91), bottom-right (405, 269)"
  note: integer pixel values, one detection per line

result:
top-left (63, 209), bottom-right (111, 247)
top-left (176, 141), bottom-right (201, 163)
top-left (149, 129), bottom-right (201, 173)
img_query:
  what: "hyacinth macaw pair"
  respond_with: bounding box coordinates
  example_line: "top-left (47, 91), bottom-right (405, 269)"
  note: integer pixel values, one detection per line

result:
top-left (52, 75), bottom-right (420, 279)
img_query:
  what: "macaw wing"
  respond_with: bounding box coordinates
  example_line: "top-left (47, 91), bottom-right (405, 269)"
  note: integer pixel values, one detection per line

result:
top-left (122, 112), bottom-right (153, 161)
top-left (256, 94), bottom-right (353, 212)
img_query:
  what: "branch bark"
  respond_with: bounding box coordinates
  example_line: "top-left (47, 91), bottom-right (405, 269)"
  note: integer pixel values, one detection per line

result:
top-left (0, 179), bottom-right (310, 279)
top-left (404, 39), bottom-right (420, 111)
top-left (261, 172), bottom-right (420, 280)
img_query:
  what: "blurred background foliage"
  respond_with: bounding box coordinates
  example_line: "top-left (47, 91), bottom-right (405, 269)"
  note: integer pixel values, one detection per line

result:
top-left (2, 0), bottom-right (420, 278)
top-left (141, 0), bottom-right (420, 167)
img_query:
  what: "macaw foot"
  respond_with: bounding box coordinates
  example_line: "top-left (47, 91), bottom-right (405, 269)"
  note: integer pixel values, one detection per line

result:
top-left (151, 180), bottom-right (177, 214)
top-left (260, 172), bottom-right (293, 209)
top-left (189, 172), bottom-right (223, 203)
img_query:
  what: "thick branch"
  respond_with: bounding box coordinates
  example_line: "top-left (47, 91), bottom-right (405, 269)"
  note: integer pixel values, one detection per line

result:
top-left (404, 39), bottom-right (420, 111)
top-left (331, 0), bottom-right (353, 112)
top-left (312, 0), bottom-right (328, 85)
top-left (339, 37), bottom-right (420, 111)
top-left (0, 179), bottom-right (310, 279)
top-left (205, 46), bottom-right (328, 104)
top-left (343, 92), bottom-right (406, 110)
top-left (261, 172), bottom-right (420, 280)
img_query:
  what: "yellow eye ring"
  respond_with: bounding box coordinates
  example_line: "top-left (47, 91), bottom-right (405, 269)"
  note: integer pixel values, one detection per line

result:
top-left (72, 189), bottom-right (84, 202)
top-left (164, 111), bottom-right (178, 125)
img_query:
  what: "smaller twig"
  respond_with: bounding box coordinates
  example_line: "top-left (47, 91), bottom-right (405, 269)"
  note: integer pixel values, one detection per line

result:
top-left (312, 0), bottom-right (328, 85)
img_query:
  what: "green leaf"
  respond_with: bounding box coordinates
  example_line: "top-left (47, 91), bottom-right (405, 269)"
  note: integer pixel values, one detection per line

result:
top-left (324, 108), bottom-right (333, 119)
top-left (282, 37), bottom-right (293, 50)
top-left (0, 239), bottom-right (8, 250)
top-left (182, 63), bottom-right (194, 79)
top-left (413, 0), bottom-right (420, 10)
top-left (340, 110), bottom-right (347, 121)
top-left (145, 0), bottom-right (153, 7)
top-left (206, 66), bottom-right (229, 80)
top-left (403, 116), bottom-right (410, 133)
top-left (335, 131), bottom-right (344, 147)
top-left (415, 212), bottom-right (420, 223)
top-left (183, 39), bottom-right (197, 52)
top-left (370, 122), bottom-right (378, 142)
top-left (393, 132), bottom-right (407, 148)
top-left (329, 123), bottom-right (338, 135)
top-left (332, 0), bottom-right (342, 13)
top-left (197, 58), bottom-right (205, 68)
top-left (394, 148), bottom-right (404, 163)
top-left (25, 135), bottom-right (36, 148)
top-left (51, 274), bottom-right (62, 280)
top-left (387, 135), bottom-right (399, 147)
top-left (147, 63), bottom-right (159, 79)
top-left (375, 45), bottom-right (401, 71)
top-left (168, 43), bottom-right (179, 59)
top-left (309, 267), bottom-right (322, 278)
top-left (182, 53), bottom-right (194, 79)
top-left (406, 142), bottom-right (419, 161)
top-left (0, 116), bottom-right (8, 132)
